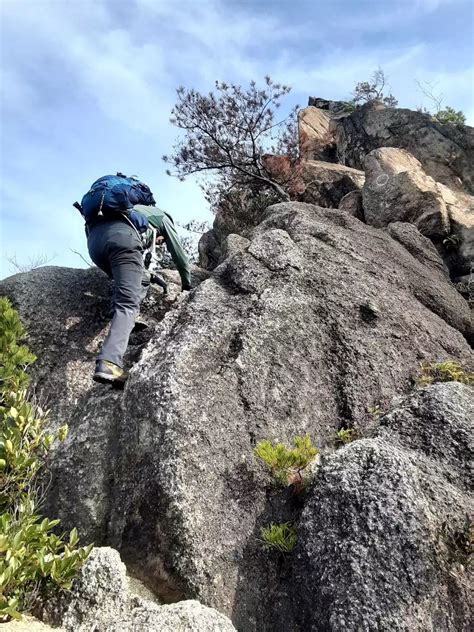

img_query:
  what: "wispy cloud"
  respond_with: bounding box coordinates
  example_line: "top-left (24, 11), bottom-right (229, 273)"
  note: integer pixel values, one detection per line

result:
top-left (1, 0), bottom-right (473, 278)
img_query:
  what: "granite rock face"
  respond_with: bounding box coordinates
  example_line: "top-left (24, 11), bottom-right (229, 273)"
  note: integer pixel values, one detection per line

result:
top-left (362, 147), bottom-right (474, 275)
top-left (298, 106), bottom-right (335, 162)
top-left (298, 160), bottom-right (364, 208)
top-left (363, 147), bottom-right (451, 237)
top-left (42, 548), bottom-right (237, 632)
top-left (1, 201), bottom-right (472, 631)
top-left (332, 102), bottom-right (474, 194)
top-left (295, 383), bottom-right (473, 631)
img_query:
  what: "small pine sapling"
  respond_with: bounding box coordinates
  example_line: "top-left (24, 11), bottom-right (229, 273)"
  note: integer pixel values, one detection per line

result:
top-left (254, 434), bottom-right (318, 491)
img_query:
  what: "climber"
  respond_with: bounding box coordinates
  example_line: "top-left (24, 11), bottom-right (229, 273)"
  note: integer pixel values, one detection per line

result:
top-left (75, 173), bottom-right (191, 386)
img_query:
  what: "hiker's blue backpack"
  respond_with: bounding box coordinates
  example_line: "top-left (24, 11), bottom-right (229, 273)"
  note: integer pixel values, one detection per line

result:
top-left (81, 173), bottom-right (156, 225)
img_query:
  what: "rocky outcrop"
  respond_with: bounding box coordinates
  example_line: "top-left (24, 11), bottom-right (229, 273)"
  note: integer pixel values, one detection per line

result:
top-left (362, 147), bottom-right (474, 275)
top-left (200, 159), bottom-right (364, 270)
top-left (298, 160), bottom-right (364, 208)
top-left (338, 190), bottom-right (364, 220)
top-left (42, 548), bottom-right (236, 632)
top-left (1, 201), bottom-right (472, 631)
top-left (298, 107), bottom-right (335, 161)
top-left (331, 102), bottom-right (474, 194)
top-left (198, 229), bottom-right (222, 271)
top-left (363, 147), bottom-right (451, 237)
top-left (299, 101), bottom-right (353, 162)
top-left (295, 382), bottom-right (473, 631)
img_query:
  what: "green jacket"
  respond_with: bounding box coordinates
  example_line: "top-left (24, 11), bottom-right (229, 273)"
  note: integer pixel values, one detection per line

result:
top-left (134, 205), bottom-right (191, 289)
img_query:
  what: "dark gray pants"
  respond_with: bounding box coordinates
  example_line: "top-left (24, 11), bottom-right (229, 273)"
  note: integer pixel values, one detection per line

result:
top-left (88, 221), bottom-right (149, 367)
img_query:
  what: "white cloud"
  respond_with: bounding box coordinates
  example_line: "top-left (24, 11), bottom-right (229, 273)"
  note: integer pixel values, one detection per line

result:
top-left (1, 0), bottom-right (473, 279)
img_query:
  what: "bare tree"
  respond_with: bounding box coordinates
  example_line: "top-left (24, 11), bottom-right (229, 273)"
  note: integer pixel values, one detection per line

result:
top-left (163, 77), bottom-right (299, 206)
top-left (5, 253), bottom-right (55, 274)
top-left (352, 68), bottom-right (398, 107)
top-left (415, 80), bottom-right (466, 125)
top-left (70, 249), bottom-right (93, 267)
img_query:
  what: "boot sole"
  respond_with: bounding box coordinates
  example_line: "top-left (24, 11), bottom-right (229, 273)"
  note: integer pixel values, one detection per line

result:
top-left (132, 322), bottom-right (149, 333)
top-left (93, 372), bottom-right (128, 386)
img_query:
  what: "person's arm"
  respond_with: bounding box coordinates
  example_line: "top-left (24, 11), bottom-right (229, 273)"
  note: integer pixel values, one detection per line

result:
top-left (161, 215), bottom-right (192, 290)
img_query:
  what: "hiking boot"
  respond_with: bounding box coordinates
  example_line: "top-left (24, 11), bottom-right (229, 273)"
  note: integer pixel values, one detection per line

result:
top-left (93, 360), bottom-right (128, 385)
top-left (132, 318), bottom-right (149, 333)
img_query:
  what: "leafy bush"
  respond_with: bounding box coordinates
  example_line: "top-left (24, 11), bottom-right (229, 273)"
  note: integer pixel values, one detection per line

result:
top-left (260, 522), bottom-right (297, 553)
top-left (0, 297), bottom-right (92, 620)
top-left (415, 360), bottom-right (473, 387)
top-left (254, 434), bottom-right (318, 489)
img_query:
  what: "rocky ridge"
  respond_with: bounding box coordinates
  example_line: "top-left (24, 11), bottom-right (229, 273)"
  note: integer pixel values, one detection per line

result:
top-left (0, 99), bottom-right (473, 632)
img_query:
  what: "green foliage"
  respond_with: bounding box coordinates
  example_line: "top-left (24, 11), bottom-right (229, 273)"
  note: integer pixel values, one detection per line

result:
top-left (335, 427), bottom-right (357, 446)
top-left (351, 68), bottom-right (398, 107)
top-left (367, 405), bottom-right (381, 418)
top-left (260, 522), bottom-right (297, 553)
top-left (415, 361), bottom-right (474, 387)
top-left (0, 514), bottom-right (92, 620)
top-left (0, 298), bottom-right (36, 392)
top-left (0, 297), bottom-right (92, 620)
top-left (254, 434), bottom-right (318, 489)
top-left (341, 101), bottom-right (356, 113)
top-left (435, 107), bottom-right (466, 126)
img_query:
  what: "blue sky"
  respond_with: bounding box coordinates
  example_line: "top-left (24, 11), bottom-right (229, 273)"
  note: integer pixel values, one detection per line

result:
top-left (1, 0), bottom-right (473, 279)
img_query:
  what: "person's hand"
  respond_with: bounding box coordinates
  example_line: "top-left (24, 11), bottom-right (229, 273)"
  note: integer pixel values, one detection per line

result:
top-left (155, 235), bottom-right (165, 245)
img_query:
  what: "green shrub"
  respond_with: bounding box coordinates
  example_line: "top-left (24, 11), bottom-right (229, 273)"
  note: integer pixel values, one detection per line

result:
top-left (0, 297), bottom-right (92, 621)
top-left (254, 434), bottom-right (318, 489)
top-left (435, 107), bottom-right (466, 126)
top-left (415, 360), bottom-right (474, 387)
top-left (335, 427), bottom-right (357, 446)
top-left (260, 522), bottom-right (297, 553)
top-left (0, 298), bottom-right (36, 391)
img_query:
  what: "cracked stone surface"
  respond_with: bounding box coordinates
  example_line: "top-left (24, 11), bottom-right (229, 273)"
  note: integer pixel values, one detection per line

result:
top-left (1, 202), bottom-right (472, 631)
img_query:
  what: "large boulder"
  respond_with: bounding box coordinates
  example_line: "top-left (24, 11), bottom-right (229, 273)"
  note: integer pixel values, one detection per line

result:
top-left (363, 147), bottom-right (451, 237)
top-left (332, 103), bottom-right (474, 194)
top-left (363, 147), bottom-right (474, 275)
top-left (1, 202), bottom-right (472, 631)
top-left (42, 547), bottom-right (236, 632)
top-left (199, 159), bottom-right (365, 272)
top-left (298, 106), bottom-right (335, 162)
top-left (299, 100), bottom-right (353, 162)
top-left (436, 185), bottom-right (474, 277)
top-left (295, 382), bottom-right (473, 631)
top-left (298, 160), bottom-right (365, 208)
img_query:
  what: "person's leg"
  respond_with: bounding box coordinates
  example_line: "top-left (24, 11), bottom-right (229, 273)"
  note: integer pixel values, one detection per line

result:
top-left (140, 270), bottom-right (150, 303)
top-left (88, 224), bottom-right (115, 318)
top-left (97, 228), bottom-right (144, 368)
top-left (87, 223), bottom-right (112, 276)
